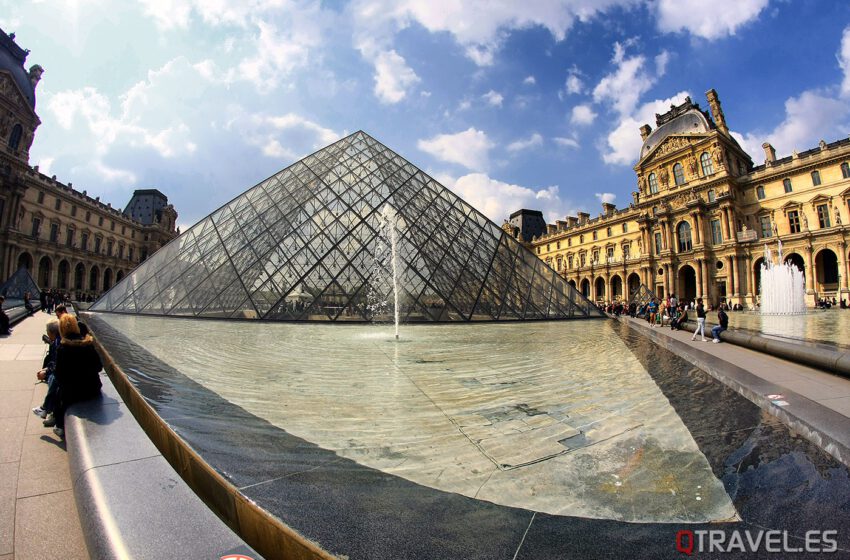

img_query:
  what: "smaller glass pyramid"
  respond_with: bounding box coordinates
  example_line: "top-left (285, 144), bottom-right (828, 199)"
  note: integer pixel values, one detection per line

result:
top-left (92, 131), bottom-right (603, 322)
top-left (0, 267), bottom-right (41, 301)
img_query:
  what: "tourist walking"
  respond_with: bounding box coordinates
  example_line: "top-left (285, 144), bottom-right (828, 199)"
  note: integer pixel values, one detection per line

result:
top-left (648, 298), bottom-right (658, 327)
top-left (712, 307), bottom-right (729, 343)
top-left (691, 298), bottom-right (707, 341)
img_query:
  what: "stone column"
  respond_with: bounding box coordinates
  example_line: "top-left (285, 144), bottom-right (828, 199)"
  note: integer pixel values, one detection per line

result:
top-left (663, 264), bottom-right (670, 296)
top-left (840, 241), bottom-right (849, 292)
top-left (722, 207), bottom-right (732, 240)
top-left (701, 258), bottom-right (709, 301)
top-left (695, 258), bottom-right (703, 299)
top-left (805, 246), bottom-right (815, 295)
top-left (692, 214), bottom-right (701, 245)
top-left (729, 255), bottom-right (738, 298)
top-left (605, 273), bottom-right (611, 302)
top-left (746, 255), bottom-right (755, 299)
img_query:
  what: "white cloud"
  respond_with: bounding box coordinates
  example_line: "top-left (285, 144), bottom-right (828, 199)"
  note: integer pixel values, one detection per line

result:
top-left (231, 110), bottom-right (341, 160)
top-left (839, 25), bottom-right (850, 97)
top-left (565, 68), bottom-right (584, 95)
top-left (592, 41), bottom-right (654, 116)
top-left (418, 128), bottom-right (493, 170)
top-left (570, 104), bottom-right (597, 126)
top-left (137, 0), bottom-right (309, 30)
top-left (507, 133), bottom-right (543, 152)
top-left (655, 50), bottom-right (670, 77)
top-left (655, 0), bottom-right (769, 40)
top-left (483, 90), bottom-right (504, 107)
top-left (554, 137), bottom-right (580, 149)
top-left (601, 91), bottom-right (691, 165)
top-left (732, 90), bottom-right (850, 162)
top-left (230, 20), bottom-right (317, 94)
top-left (36, 157), bottom-right (54, 176)
top-left (523, 75), bottom-right (536, 86)
top-left (373, 49), bottom-right (421, 103)
top-left (437, 172), bottom-right (561, 223)
top-left (595, 192), bottom-right (616, 204)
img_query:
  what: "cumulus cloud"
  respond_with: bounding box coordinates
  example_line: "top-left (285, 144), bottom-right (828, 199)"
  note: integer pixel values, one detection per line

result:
top-left (565, 66), bottom-right (584, 95)
top-left (595, 192), bottom-right (616, 204)
top-left (592, 41), bottom-right (655, 116)
top-left (655, 0), bottom-right (769, 40)
top-left (523, 75), bottom-right (536, 85)
top-left (437, 172), bottom-right (561, 223)
top-left (483, 90), bottom-right (504, 107)
top-left (840, 25), bottom-right (850, 97)
top-left (601, 91), bottom-right (691, 165)
top-left (138, 0), bottom-right (315, 29)
top-left (228, 111), bottom-right (341, 160)
top-left (554, 137), bottom-right (580, 149)
top-left (373, 50), bottom-right (421, 103)
top-left (418, 128), bottom-right (493, 170)
top-left (655, 50), bottom-right (670, 76)
top-left (570, 104), bottom-right (597, 126)
top-left (507, 133), bottom-right (543, 152)
top-left (732, 90), bottom-right (850, 162)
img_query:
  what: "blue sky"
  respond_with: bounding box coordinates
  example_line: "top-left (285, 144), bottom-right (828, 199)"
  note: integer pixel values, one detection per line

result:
top-left (3, 0), bottom-right (850, 230)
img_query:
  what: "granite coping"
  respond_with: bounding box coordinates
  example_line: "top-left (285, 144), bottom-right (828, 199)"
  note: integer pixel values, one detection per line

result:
top-left (65, 374), bottom-right (262, 560)
top-left (623, 317), bottom-right (850, 469)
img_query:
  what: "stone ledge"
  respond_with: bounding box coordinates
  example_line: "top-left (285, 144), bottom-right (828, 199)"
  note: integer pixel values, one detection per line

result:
top-left (623, 317), bottom-right (850, 469)
top-left (65, 374), bottom-right (261, 560)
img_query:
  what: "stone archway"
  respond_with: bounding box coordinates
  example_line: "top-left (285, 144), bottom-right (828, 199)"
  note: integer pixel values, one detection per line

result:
top-left (17, 252), bottom-right (33, 271)
top-left (116, 270), bottom-right (125, 282)
top-left (89, 265), bottom-right (100, 293)
top-left (580, 278), bottom-right (590, 299)
top-left (678, 264), bottom-right (697, 303)
top-left (784, 252), bottom-right (805, 274)
top-left (753, 257), bottom-right (764, 296)
top-left (627, 272), bottom-right (641, 300)
top-left (815, 249), bottom-right (839, 293)
top-left (103, 268), bottom-right (113, 291)
top-left (38, 256), bottom-right (52, 288)
top-left (74, 263), bottom-right (85, 291)
top-left (610, 274), bottom-right (623, 301)
top-left (58, 260), bottom-right (70, 290)
top-left (595, 277), bottom-right (606, 301)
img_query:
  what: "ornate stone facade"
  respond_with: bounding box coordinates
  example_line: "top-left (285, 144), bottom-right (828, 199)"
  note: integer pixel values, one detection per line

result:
top-left (0, 28), bottom-right (178, 297)
top-left (514, 90), bottom-right (850, 308)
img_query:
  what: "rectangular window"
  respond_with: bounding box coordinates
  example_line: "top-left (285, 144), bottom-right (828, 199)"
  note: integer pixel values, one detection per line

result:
top-left (756, 186), bottom-right (765, 200)
top-left (118, 244), bottom-right (124, 259)
top-left (54, 198), bottom-right (61, 211)
top-left (580, 254), bottom-right (586, 267)
top-left (783, 178), bottom-right (792, 193)
top-left (111, 220), bottom-right (115, 231)
top-left (817, 204), bottom-right (831, 228)
top-left (623, 244), bottom-right (630, 259)
top-left (31, 217), bottom-right (41, 238)
top-left (536, 247), bottom-right (540, 254)
top-left (66, 227), bottom-right (74, 247)
top-left (94, 236), bottom-right (102, 253)
top-left (606, 247), bottom-right (614, 260)
top-left (71, 205), bottom-right (77, 217)
top-left (788, 210), bottom-right (801, 234)
top-left (568, 237), bottom-right (572, 247)
top-left (85, 211), bottom-right (91, 222)
top-left (122, 225), bottom-right (126, 235)
top-left (592, 231), bottom-right (598, 241)
top-left (49, 223), bottom-right (59, 242)
top-left (81, 233), bottom-right (89, 251)
top-left (556, 241), bottom-right (560, 250)
top-left (759, 216), bottom-right (772, 238)
top-left (37, 191), bottom-right (44, 204)
top-left (592, 250), bottom-right (599, 263)
top-left (98, 216), bottom-right (104, 227)
top-left (811, 170), bottom-right (821, 186)
top-left (622, 223), bottom-right (628, 233)
top-left (567, 256), bottom-right (573, 269)
top-left (606, 227), bottom-right (612, 237)
top-left (107, 241), bottom-right (114, 256)
top-left (654, 232), bottom-right (663, 255)
top-left (128, 246), bottom-right (134, 261)
top-left (710, 219), bottom-right (723, 245)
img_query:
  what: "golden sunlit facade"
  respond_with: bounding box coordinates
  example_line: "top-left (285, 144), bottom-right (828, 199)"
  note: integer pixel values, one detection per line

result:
top-left (518, 90), bottom-right (850, 308)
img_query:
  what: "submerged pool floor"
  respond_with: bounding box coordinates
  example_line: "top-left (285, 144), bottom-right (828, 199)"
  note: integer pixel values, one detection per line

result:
top-left (87, 314), bottom-right (850, 559)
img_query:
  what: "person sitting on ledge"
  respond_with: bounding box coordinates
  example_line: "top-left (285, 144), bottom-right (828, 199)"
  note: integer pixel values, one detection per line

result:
top-left (671, 304), bottom-right (688, 331)
top-left (51, 315), bottom-right (102, 440)
top-left (712, 307), bottom-right (729, 344)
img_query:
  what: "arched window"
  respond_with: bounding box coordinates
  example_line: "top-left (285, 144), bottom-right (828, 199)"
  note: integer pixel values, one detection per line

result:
top-left (783, 178), bottom-right (792, 193)
top-left (811, 170), bottom-right (821, 186)
top-left (756, 185), bottom-right (766, 200)
top-left (648, 173), bottom-right (658, 194)
top-left (673, 163), bottom-right (685, 186)
top-left (8, 124), bottom-right (22, 150)
top-left (700, 152), bottom-right (714, 176)
top-left (842, 162), bottom-right (850, 179)
top-left (677, 221), bottom-right (693, 252)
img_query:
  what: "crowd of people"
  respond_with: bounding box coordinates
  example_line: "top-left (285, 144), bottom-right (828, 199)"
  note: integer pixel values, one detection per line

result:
top-left (31, 305), bottom-right (103, 440)
top-left (601, 293), bottom-right (732, 343)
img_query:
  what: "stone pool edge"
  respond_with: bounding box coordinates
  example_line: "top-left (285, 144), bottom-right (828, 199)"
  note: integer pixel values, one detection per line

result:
top-left (621, 317), bottom-right (850, 469)
top-left (66, 332), bottom-right (337, 560)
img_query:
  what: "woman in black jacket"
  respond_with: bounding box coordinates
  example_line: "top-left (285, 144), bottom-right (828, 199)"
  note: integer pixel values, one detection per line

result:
top-left (52, 314), bottom-right (102, 439)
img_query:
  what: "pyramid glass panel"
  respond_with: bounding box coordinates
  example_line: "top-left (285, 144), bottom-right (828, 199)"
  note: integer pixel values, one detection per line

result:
top-left (91, 131), bottom-right (603, 321)
top-left (0, 267), bottom-right (41, 301)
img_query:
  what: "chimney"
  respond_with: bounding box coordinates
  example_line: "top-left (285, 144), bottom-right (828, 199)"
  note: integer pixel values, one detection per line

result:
top-left (705, 89), bottom-right (728, 134)
top-left (762, 142), bottom-right (776, 165)
top-left (639, 124), bottom-right (652, 141)
top-left (547, 224), bottom-right (557, 235)
top-left (566, 216), bottom-right (578, 227)
top-left (601, 202), bottom-right (616, 216)
top-left (556, 220), bottom-right (569, 231)
top-left (577, 212), bottom-right (590, 224)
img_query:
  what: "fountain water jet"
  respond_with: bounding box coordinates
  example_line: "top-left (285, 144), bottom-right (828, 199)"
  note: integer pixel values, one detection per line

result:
top-left (370, 204), bottom-right (402, 338)
top-left (759, 240), bottom-right (806, 315)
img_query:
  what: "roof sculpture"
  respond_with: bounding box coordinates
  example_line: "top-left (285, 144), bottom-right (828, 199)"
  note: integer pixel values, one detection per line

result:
top-left (92, 131), bottom-right (603, 321)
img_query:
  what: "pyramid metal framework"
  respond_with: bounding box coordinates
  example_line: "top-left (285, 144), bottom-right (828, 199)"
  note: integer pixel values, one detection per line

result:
top-left (91, 132), bottom-right (604, 322)
top-left (0, 267), bottom-right (40, 301)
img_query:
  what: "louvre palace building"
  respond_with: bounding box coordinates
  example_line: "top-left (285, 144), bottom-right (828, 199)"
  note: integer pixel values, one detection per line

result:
top-left (0, 29), bottom-right (177, 297)
top-left (511, 89), bottom-right (850, 309)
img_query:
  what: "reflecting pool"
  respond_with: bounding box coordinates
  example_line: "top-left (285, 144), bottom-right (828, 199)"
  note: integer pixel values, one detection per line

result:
top-left (723, 309), bottom-right (850, 348)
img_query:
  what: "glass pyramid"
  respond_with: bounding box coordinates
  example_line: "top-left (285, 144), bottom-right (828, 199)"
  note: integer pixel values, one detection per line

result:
top-left (0, 267), bottom-right (40, 301)
top-left (91, 131), bottom-right (603, 322)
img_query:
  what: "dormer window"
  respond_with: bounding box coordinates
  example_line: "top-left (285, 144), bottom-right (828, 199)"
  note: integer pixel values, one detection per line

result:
top-left (673, 163), bottom-right (685, 186)
top-left (700, 152), bottom-right (714, 176)
top-left (8, 124), bottom-right (22, 150)
top-left (648, 173), bottom-right (658, 194)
